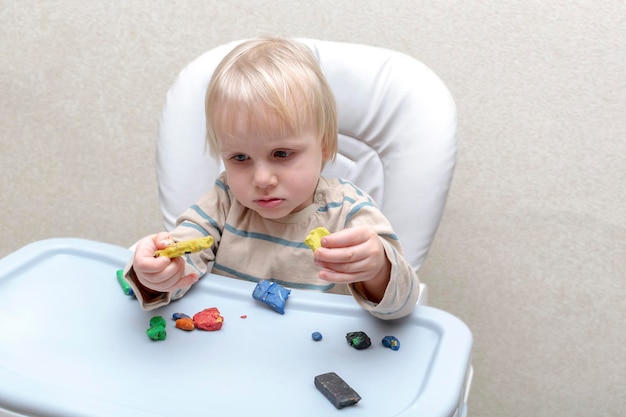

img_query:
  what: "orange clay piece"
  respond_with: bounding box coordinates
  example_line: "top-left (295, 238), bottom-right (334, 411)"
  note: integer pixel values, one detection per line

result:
top-left (154, 236), bottom-right (214, 258)
top-left (305, 227), bottom-right (330, 251)
top-left (175, 317), bottom-right (196, 331)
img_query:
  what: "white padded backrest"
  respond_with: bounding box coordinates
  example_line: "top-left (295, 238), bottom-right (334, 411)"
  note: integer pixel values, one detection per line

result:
top-left (157, 39), bottom-right (457, 272)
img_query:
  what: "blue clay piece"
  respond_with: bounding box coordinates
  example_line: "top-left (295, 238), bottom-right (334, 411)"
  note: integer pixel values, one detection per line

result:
top-left (382, 335), bottom-right (400, 351)
top-left (252, 280), bottom-right (291, 314)
top-left (172, 312), bottom-right (191, 320)
top-left (312, 331), bottom-right (323, 341)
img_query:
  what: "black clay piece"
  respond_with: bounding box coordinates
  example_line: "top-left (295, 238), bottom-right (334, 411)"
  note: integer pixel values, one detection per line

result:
top-left (346, 331), bottom-right (371, 350)
top-left (314, 372), bottom-right (361, 409)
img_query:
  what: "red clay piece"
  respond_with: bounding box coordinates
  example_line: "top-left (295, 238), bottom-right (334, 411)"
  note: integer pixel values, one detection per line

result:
top-left (193, 307), bottom-right (224, 331)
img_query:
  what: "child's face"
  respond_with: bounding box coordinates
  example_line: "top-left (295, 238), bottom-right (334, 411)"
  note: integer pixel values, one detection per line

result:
top-left (219, 114), bottom-right (328, 220)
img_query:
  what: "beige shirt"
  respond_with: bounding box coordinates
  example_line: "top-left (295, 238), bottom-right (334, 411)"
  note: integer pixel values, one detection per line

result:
top-left (125, 174), bottom-right (420, 320)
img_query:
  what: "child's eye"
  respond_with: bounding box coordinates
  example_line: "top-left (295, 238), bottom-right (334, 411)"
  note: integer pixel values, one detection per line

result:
top-left (273, 150), bottom-right (292, 158)
top-left (231, 154), bottom-right (248, 162)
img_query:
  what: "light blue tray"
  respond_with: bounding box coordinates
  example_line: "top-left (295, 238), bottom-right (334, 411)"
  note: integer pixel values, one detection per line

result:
top-left (0, 238), bottom-right (472, 417)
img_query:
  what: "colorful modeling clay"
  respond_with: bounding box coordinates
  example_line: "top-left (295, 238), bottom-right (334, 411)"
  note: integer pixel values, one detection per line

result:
top-left (382, 335), bottom-right (400, 351)
top-left (175, 317), bottom-right (195, 331)
top-left (116, 269), bottom-right (134, 296)
top-left (346, 331), bottom-right (371, 350)
top-left (193, 307), bottom-right (224, 331)
top-left (147, 315), bottom-right (167, 341)
top-left (172, 312), bottom-right (191, 320)
top-left (252, 280), bottom-right (291, 314)
top-left (312, 331), bottom-right (323, 341)
top-left (153, 236), bottom-right (214, 258)
top-left (304, 227), bottom-right (330, 251)
top-left (314, 372), bottom-right (361, 409)
top-left (150, 316), bottom-right (167, 328)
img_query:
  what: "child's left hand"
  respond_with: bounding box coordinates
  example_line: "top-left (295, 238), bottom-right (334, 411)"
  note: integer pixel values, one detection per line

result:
top-left (313, 226), bottom-right (390, 302)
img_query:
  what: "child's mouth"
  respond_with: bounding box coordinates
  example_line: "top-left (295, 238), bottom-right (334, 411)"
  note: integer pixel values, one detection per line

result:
top-left (255, 198), bottom-right (284, 209)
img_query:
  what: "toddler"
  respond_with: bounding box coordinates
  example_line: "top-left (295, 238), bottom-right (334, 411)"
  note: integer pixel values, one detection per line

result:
top-left (124, 37), bottom-right (420, 320)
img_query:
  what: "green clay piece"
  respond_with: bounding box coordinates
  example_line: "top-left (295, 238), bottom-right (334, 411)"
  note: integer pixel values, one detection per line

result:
top-left (147, 325), bottom-right (166, 341)
top-left (147, 315), bottom-right (167, 341)
top-left (150, 316), bottom-right (167, 328)
top-left (116, 269), bottom-right (134, 296)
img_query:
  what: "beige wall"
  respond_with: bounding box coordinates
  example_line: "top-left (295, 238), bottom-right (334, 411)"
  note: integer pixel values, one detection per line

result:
top-left (1, 1), bottom-right (625, 416)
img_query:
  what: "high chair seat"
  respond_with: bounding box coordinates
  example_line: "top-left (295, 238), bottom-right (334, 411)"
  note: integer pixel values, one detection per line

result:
top-left (156, 39), bottom-right (458, 305)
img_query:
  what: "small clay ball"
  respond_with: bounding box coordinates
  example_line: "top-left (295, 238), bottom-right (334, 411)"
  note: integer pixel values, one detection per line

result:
top-left (175, 317), bottom-right (196, 331)
top-left (346, 331), bottom-right (371, 350)
top-left (172, 312), bottom-right (191, 320)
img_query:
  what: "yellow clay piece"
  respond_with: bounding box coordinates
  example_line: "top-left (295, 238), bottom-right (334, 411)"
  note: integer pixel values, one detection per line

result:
top-left (154, 236), bottom-right (214, 258)
top-left (305, 227), bottom-right (330, 251)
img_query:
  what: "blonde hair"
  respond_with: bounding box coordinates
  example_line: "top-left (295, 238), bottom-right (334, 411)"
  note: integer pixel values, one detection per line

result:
top-left (205, 38), bottom-right (338, 161)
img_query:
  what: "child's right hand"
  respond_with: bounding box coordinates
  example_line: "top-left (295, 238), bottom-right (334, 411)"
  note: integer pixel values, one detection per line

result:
top-left (133, 232), bottom-right (199, 293)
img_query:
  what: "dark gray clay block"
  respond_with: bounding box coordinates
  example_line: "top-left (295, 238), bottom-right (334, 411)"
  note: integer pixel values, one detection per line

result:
top-left (314, 372), bottom-right (361, 409)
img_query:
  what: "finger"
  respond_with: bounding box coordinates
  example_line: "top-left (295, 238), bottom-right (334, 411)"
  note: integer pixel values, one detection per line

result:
top-left (141, 271), bottom-right (182, 292)
top-left (316, 256), bottom-right (371, 275)
top-left (154, 232), bottom-right (174, 249)
top-left (135, 233), bottom-right (172, 259)
top-left (318, 268), bottom-right (365, 284)
top-left (135, 235), bottom-right (158, 257)
top-left (315, 244), bottom-right (367, 265)
top-left (321, 227), bottom-right (368, 249)
top-left (176, 272), bottom-right (200, 289)
top-left (134, 250), bottom-right (174, 274)
top-left (152, 257), bottom-right (186, 282)
top-left (154, 271), bottom-right (198, 293)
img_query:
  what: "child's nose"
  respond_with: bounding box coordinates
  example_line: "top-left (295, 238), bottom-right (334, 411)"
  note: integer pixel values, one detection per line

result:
top-left (253, 165), bottom-right (277, 188)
